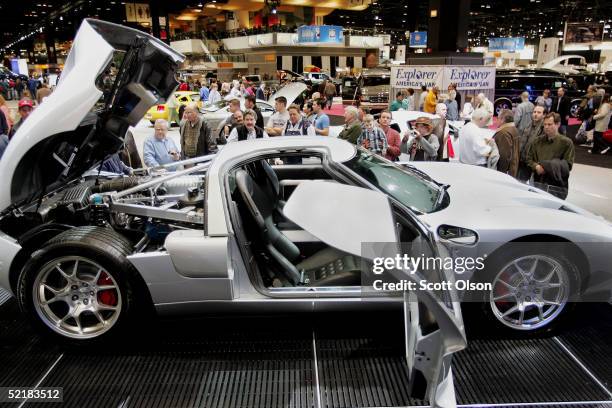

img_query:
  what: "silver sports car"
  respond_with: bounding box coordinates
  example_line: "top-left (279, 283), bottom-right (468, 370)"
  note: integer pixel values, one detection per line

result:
top-left (0, 20), bottom-right (465, 407)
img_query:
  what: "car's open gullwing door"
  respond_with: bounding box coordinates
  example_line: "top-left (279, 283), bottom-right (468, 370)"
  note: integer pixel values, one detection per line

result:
top-left (284, 181), bottom-right (467, 408)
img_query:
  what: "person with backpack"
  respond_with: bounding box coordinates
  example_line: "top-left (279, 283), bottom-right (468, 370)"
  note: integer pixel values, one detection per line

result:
top-left (227, 109), bottom-right (269, 142)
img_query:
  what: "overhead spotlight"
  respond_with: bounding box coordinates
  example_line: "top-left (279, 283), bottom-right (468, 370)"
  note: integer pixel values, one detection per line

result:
top-left (271, 8), bottom-right (277, 14)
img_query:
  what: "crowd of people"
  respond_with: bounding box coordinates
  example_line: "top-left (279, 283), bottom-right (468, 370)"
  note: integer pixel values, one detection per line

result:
top-left (3, 66), bottom-right (610, 202)
top-left (388, 83), bottom-right (497, 124)
top-left (101, 76), bottom-right (612, 202)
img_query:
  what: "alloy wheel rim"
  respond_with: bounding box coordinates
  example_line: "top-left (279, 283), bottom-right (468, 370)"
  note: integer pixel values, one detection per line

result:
top-left (489, 255), bottom-right (568, 331)
top-left (570, 104), bottom-right (579, 118)
top-left (33, 256), bottom-right (122, 339)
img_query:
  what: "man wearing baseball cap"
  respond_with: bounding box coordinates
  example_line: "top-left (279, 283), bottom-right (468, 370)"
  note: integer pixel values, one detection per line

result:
top-left (402, 116), bottom-right (440, 161)
top-left (9, 99), bottom-right (34, 139)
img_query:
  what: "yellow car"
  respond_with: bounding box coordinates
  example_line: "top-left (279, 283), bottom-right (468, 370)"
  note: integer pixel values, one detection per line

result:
top-left (144, 91), bottom-right (202, 124)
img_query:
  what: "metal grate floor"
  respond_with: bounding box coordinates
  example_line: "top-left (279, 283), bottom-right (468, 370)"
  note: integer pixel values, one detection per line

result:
top-left (0, 301), bottom-right (610, 408)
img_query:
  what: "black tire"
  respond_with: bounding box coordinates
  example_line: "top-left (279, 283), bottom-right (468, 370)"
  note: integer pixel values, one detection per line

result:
top-left (17, 226), bottom-right (148, 346)
top-left (471, 243), bottom-right (581, 338)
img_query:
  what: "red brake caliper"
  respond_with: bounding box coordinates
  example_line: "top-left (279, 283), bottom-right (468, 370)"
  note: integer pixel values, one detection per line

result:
top-left (495, 271), bottom-right (511, 308)
top-left (97, 272), bottom-right (118, 306)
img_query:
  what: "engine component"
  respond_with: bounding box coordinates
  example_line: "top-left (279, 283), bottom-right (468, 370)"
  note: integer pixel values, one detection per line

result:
top-left (90, 194), bottom-right (110, 226)
top-left (92, 177), bottom-right (140, 193)
top-left (59, 184), bottom-right (91, 207)
top-left (179, 186), bottom-right (204, 207)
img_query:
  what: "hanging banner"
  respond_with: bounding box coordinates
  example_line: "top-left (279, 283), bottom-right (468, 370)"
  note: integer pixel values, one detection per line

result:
top-left (391, 66), bottom-right (444, 88)
top-left (297, 25), bottom-right (344, 44)
top-left (409, 32), bottom-right (427, 48)
top-left (444, 66), bottom-right (496, 90)
top-left (488, 37), bottom-right (525, 52)
top-left (391, 66), bottom-right (496, 91)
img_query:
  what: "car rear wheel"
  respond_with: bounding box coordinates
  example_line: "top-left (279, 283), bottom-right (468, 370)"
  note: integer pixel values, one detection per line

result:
top-left (17, 227), bottom-right (144, 345)
top-left (477, 246), bottom-right (580, 337)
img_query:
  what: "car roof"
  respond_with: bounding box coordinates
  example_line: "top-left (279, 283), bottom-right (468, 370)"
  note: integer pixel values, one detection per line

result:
top-left (496, 68), bottom-right (564, 77)
top-left (211, 137), bottom-right (356, 168)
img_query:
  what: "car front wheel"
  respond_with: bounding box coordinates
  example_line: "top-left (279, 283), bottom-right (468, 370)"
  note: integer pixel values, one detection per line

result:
top-left (17, 227), bottom-right (143, 345)
top-left (478, 246), bottom-right (580, 337)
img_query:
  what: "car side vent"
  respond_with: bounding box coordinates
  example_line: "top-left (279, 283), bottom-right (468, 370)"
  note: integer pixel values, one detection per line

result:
top-left (559, 205), bottom-right (576, 213)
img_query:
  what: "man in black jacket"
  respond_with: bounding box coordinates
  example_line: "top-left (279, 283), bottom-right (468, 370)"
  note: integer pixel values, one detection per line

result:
top-left (179, 103), bottom-right (216, 159)
top-left (245, 94), bottom-right (264, 128)
top-left (551, 87), bottom-right (571, 134)
top-left (227, 109), bottom-right (269, 142)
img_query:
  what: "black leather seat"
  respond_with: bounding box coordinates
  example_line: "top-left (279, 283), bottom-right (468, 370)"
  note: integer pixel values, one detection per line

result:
top-left (247, 160), bottom-right (297, 229)
top-left (235, 169), bottom-right (361, 287)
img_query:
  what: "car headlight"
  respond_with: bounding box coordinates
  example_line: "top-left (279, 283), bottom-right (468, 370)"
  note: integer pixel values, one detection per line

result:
top-left (438, 225), bottom-right (478, 245)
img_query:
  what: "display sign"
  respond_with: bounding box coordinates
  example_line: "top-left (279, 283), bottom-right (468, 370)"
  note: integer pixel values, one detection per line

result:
top-left (380, 46), bottom-right (391, 63)
top-left (395, 45), bottom-right (406, 63)
top-left (488, 37), bottom-right (525, 52)
top-left (537, 38), bottom-right (559, 67)
top-left (11, 59), bottom-right (28, 75)
top-left (391, 66), bottom-right (496, 91)
top-left (297, 25), bottom-right (344, 44)
top-left (391, 66), bottom-right (443, 88)
top-left (125, 3), bottom-right (151, 24)
top-left (564, 22), bottom-right (604, 44)
top-left (409, 32), bottom-right (427, 48)
top-left (444, 66), bottom-right (496, 90)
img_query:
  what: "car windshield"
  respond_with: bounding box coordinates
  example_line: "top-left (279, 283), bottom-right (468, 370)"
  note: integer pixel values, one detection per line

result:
top-left (362, 76), bottom-right (390, 87)
top-left (342, 149), bottom-right (443, 214)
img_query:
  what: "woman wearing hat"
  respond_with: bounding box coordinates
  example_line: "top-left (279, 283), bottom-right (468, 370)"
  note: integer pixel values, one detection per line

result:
top-left (403, 116), bottom-right (440, 161)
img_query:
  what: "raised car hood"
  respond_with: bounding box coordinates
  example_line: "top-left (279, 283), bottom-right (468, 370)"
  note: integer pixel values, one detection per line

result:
top-left (0, 19), bottom-right (184, 211)
top-left (409, 162), bottom-right (600, 219)
top-left (267, 82), bottom-right (307, 106)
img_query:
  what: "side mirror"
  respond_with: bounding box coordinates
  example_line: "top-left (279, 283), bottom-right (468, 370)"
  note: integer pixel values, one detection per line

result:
top-left (437, 225), bottom-right (478, 245)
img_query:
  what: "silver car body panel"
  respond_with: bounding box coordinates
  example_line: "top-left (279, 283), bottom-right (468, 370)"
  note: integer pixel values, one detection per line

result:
top-left (0, 232), bottom-right (21, 296)
top-left (126, 251), bottom-right (234, 304)
top-left (164, 230), bottom-right (229, 279)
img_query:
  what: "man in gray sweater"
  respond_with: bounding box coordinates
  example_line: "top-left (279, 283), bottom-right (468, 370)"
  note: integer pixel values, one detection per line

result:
top-left (514, 91), bottom-right (534, 133)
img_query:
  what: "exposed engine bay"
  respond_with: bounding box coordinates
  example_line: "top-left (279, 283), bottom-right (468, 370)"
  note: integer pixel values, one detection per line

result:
top-left (0, 157), bottom-right (212, 252)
